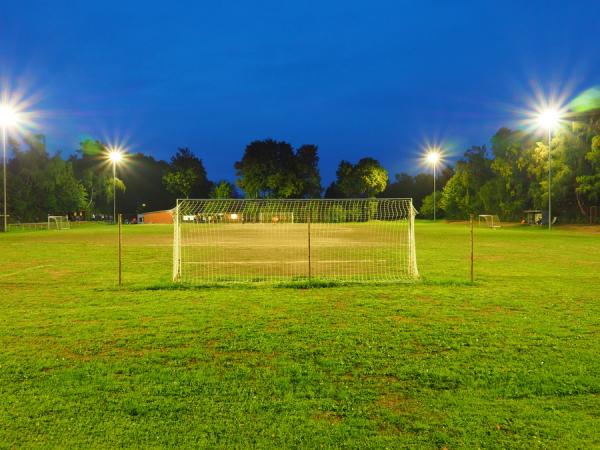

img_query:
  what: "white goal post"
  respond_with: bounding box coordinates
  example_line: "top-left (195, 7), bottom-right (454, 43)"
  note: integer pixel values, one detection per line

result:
top-left (173, 198), bottom-right (418, 283)
top-left (48, 215), bottom-right (70, 230)
top-left (478, 214), bottom-right (501, 229)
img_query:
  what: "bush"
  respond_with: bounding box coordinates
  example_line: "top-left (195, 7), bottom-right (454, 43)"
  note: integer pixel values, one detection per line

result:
top-left (420, 192), bottom-right (444, 219)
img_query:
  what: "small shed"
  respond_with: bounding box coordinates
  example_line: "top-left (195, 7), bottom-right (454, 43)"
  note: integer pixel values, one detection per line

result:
top-left (523, 210), bottom-right (543, 225)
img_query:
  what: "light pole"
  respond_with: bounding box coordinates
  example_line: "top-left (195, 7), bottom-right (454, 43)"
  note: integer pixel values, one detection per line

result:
top-left (0, 104), bottom-right (19, 232)
top-left (426, 149), bottom-right (441, 221)
top-left (536, 109), bottom-right (560, 230)
top-left (107, 147), bottom-right (124, 224)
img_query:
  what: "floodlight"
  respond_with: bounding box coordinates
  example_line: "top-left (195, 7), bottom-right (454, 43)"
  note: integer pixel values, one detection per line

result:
top-left (536, 108), bottom-right (561, 131)
top-left (0, 104), bottom-right (19, 128)
top-left (426, 150), bottom-right (441, 165)
top-left (108, 149), bottom-right (124, 163)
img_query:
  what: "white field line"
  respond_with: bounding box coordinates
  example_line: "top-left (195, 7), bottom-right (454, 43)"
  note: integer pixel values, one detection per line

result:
top-left (0, 265), bottom-right (52, 278)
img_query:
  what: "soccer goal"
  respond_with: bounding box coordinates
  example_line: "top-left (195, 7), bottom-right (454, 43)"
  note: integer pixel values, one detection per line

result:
top-left (48, 215), bottom-right (70, 230)
top-left (478, 214), bottom-right (501, 229)
top-left (173, 198), bottom-right (418, 283)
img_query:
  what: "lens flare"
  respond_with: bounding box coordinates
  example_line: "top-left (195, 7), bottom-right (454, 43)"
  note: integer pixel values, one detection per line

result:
top-left (108, 148), bottom-right (124, 163)
top-left (0, 85), bottom-right (39, 133)
top-left (0, 104), bottom-right (20, 128)
top-left (426, 150), bottom-right (441, 165)
top-left (535, 108), bottom-right (562, 131)
top-left (423, 146), bottom-right (444, 169)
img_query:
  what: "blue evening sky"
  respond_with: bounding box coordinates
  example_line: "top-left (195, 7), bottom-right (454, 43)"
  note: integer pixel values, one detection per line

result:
top-left (1, 0), bottom-right (599, 184)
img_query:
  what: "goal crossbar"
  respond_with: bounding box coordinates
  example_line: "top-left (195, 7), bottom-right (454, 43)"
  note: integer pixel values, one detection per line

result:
top-left (173, 198), bottom-right (418, 283)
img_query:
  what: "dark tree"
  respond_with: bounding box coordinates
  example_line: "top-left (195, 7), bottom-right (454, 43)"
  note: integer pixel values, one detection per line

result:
top-left (8, 135), bottom-right (87, 221)
top-left (210, 180), bottom-right (237, 199)
top-left (163, 148), bottom-right (211, 199)
top-left (71, 139), bottom-right (124, 215)
top-left (295, 144), bottom-right (322, 197)
top-left (324, 181), bottom-right (344, 198)
top-left (332, 157), bottom-right (388, 198)
top-left (119, 153), bottom-right (174, 213)
top-left (235, 139), bottom-right (322, 198)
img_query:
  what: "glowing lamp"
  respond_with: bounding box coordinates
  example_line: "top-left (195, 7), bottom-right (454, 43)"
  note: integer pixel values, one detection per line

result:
top-left (426, 151), bottom-right (441, 165)
top-left (108, 149), bottom-right (123, 163)
top-left (0, 104), bottom-right (19, 128)
top-left (536, 108), bottom-right (561, 131)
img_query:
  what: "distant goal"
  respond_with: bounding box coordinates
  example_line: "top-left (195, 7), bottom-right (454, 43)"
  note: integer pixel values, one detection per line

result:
top-left (173, 198), bottom-right (419, 283)
top-left (478, 214), bottom-right (501, 229)
top-left (48, 215), bottom-right (70, 231)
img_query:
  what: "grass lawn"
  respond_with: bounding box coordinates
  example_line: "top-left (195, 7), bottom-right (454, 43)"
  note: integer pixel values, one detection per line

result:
top-left (0, 222), bottom-right (599, 448)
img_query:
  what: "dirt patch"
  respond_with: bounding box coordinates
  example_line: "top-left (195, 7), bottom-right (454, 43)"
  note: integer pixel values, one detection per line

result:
top-left (313, 411), bottom-right (344, 425)
top-left (556, 224), bottom-right (600, 234)
top-left (334, 300), bottom-right (348, 310)
top-left (377, 393), bottom-right (421, 415)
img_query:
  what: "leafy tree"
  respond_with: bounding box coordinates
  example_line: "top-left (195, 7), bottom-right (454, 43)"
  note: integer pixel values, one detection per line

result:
top-left (45, 155), bottom-right (88, 214)
top-left (71, 139), bottom-right (125, 216)
top-left (324, 181), bottom-right (344, 198)
top-left (413, 169), bottom-right (452, 208)
top-left (103, 176), bottom-right (126, 204)
top-left (211, 180), bottom-right (237, 199)
top-left (382, 169), bottom-right (452, 209)
top-left (8, 135), bottom-right (86, 221)
top-left (441, 146), bottom-right (494, 218)
top-left (234, 139), bottom-right (321, 198)
top-left (334, 157), bottom-right (388, 198)
top-left (118, 153), bottom-right (174, 213)
top-left (381, 172), bottom-right (414, 199)
top-left (440, 162), bottom-right (471, 218)
top-left (163, 148), bottom-right (210, 199)
top-left (489, 128), bottom-right (536, 218)
top-left (419, 191), bottom-right (443, 219)
top-left (577, 134), bottom-right (600, 204)
top-left (295, 144), bottom-right (322, 197)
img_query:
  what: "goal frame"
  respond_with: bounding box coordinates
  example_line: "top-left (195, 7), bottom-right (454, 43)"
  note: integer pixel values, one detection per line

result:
top-left (48, 215), bottom-right (71, 231)
top-left (478, 214), bottom-right (501, 229)
top-left (173, 198), bottom-right (419, 284)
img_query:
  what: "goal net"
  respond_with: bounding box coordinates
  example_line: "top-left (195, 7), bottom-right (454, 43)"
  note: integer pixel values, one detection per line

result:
top-left (48, 215), bottom-right (71, 231)
top-left (173, 198), bottom-right (418, 283)
top-left (478, 214), bottom-right (501, 229)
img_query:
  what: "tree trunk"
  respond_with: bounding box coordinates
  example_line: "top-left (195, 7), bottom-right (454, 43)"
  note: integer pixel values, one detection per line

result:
top-left (575, 187), bottom-right (587, 217)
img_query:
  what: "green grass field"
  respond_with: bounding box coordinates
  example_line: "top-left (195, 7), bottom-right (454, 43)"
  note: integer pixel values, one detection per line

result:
top-left (1, 222), bottom-right (599, 448)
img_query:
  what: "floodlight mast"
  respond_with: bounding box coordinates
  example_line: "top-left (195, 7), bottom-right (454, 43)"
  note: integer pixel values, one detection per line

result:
top-left (2, 123), bottom-right (6, 232)
top-left (108, 148), bottom-right (124, 224)
top-left (536, 108), bottom-right (561, 230)
top-left (425, 149), bottom-right (441, 221)
top-left (0, 103), bottom-right (20, 232)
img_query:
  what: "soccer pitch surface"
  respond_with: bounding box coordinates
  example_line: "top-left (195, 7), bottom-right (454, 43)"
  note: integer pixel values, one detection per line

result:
top-left (1, 223), bottom-right (599, 448)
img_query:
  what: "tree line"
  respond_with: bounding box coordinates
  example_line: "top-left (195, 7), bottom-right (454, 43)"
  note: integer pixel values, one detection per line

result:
top-left (1, 112), bottom-right (599, 223)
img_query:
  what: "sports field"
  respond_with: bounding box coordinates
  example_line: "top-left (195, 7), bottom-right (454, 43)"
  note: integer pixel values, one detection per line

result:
top-left (1, 222), bottom-right (599, 448)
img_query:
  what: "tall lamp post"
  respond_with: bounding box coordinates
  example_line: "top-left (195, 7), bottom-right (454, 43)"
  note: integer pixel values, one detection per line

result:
top-left (425, 149), bottom-right (441, 221)
top-left (0, 104), bottom-right (20, 232)
top-left (536, 109), bottom-right (561, 230)
top-left (108, 147), bottom-right (124, 224)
